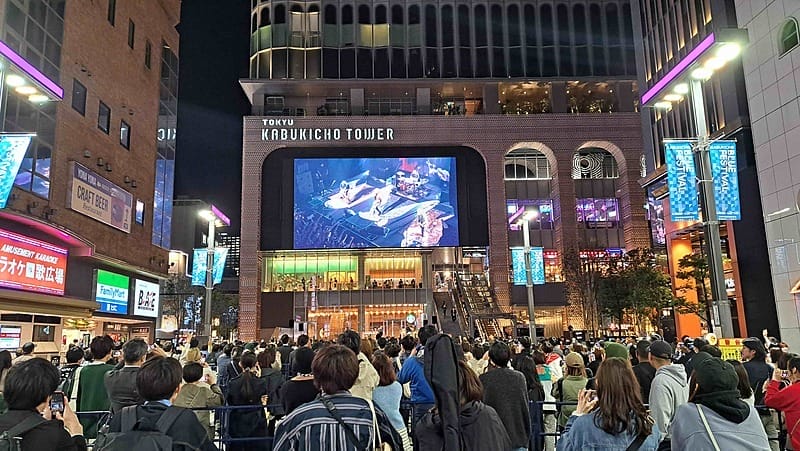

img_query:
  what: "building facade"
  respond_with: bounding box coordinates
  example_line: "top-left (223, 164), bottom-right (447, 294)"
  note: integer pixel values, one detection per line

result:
top-left (632, 0), bottom-right (779, 339)
top-left (0, 0), bottom-right (180, 354)
top-left (736, 1), bottom-right (800, 345)
top-left (239, 0), bottom-right (650, 341)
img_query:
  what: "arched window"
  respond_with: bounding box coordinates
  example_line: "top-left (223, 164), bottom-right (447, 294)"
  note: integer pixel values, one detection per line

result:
top-left (343, 5), bottom-right (353, 24)
top-left (572, 149), bottom-right (618, 179)
top-left (505, 148), bottom-right (552, 180)
top-left (780, 18), bottom-right (800, 56)
top-left (324, 5), bottom-right (336, 24)
top-left (376, 5), bottom-right (387, 24)
top-left (275, 4), bottom-right (286, 24)
top-left (358, 5), bottom-right (370, 24)
top-left (391, 5), bottom-right (403, 24)
top-left (252, 13), bottom-right (258, 30)
top-left (260, 7), bottom-right (271, 26)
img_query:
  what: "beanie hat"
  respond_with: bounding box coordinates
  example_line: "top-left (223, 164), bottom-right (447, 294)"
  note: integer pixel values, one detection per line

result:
top-left (604, 342), bottom-right (629, 360)
top-left (691, 352), bottom-right (750, 424)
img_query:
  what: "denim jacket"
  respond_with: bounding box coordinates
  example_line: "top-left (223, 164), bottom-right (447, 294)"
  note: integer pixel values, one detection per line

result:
top-left (556, 411), bottom-right (661, 451)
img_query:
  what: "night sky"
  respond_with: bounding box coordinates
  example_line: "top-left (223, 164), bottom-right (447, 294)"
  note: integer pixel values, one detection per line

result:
top-left (175, 0), bottom-right (250, 232)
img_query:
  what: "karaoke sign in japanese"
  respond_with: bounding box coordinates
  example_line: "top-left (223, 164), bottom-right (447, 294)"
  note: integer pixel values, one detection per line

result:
top-left (0, 228), bottom-right (67, 295)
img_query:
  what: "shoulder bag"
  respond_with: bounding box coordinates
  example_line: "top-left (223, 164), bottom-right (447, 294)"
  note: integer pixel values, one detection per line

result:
top-left (696, 404), bottom-right (722, 451)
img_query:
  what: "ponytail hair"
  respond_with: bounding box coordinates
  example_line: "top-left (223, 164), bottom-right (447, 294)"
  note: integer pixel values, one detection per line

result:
top-left (239, 352), bottom-right (259, 403)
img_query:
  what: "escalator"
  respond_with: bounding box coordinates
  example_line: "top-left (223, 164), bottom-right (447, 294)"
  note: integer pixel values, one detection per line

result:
top-left (454, 272), bottom-right (515, 340)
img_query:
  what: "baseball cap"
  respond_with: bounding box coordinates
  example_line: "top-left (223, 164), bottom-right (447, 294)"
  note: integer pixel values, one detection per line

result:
top-left (564, 352), bottom-right (584, 368)
top-left (21, 342), bottom-right (35, 354)
top-left (647, 340), bottom-right (673, 360)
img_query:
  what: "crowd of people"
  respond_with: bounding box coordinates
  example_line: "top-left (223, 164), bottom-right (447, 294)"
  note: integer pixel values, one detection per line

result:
top-left (0, 329), bottom-right (798, 450)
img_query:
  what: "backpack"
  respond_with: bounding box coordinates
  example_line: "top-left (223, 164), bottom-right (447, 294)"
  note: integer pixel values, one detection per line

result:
top-left (94, 405), bottom-right (196, 451)
top-left (0, 415), bottom-right (46, 451)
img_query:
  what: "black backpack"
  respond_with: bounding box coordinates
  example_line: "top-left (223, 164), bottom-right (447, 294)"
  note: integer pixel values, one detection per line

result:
top-left (0, 415), bottom-right (46, 451)
top-left (94, 406), bottom-right (197, 451)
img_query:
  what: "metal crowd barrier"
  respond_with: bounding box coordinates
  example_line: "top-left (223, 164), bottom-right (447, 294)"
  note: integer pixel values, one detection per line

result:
top-left (78, 404), bottom-right (278, 450)
top-left (528, 401), bottom-right (785, 451)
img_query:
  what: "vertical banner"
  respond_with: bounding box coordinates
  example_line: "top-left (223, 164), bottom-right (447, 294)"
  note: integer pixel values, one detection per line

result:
top-left (709, 140), bottom-right (741, 221)
top-left (511, 247), bottom-right (545, 285)
top-left (0, 134), bottom-right (34, 209)
top-left (191, 248), bottom-right (229, 286)
top-left (664, 141), bottom-right (699, 221)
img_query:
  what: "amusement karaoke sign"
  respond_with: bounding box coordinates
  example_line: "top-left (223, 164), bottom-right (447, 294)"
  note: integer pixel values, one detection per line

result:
top-left (0, 228), bottom-right (67, 295)
top-left (664, 140), bottom-right (741, 221)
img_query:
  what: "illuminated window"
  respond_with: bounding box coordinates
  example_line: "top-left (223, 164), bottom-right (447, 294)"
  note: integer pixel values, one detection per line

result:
top-left (576, 198), bottom-right (619, 225)
top-left (507, 199), bottom-right (554, 230)
top-left (572, 149), bottom-right (618, 179)
top-left (780, 18), bottom-right (800, 57)
top-left (505, 148), bottom-right (551, 180)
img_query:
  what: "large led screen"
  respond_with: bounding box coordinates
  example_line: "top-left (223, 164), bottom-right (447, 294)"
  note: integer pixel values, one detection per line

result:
top-left (294, 157), bottom-right (459, 249)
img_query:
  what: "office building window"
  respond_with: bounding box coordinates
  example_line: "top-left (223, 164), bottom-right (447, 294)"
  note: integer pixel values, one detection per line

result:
top-left (71, 80), bottom-right (86, 115)
top-left (128, 19), bottom-right (135, 48)
top-left (120, 120), bottom-right (130, 149)
top-left (98, 102), bottom-right (110, 133)
top-left (108, 0), bottom-right (116, 25)
top-left (780, 18), bottom-right (799, 56)
top-left (145, 40), bottom-right (152, 68)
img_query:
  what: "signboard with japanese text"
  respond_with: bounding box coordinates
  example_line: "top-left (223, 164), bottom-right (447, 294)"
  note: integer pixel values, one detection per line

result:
top-left (95, 270), bottom-right (129, 314)
top-left (709, 141), bottom-right (741, 221)
top-left (0, 134), bottom-right (34, 209)
top-left (511, 247), bottom-right (545, 286)
top-left (665, 141), bottom-right (699, 221)
top-left (0, 326), bottom-right (21, 349)
top-left (133, 279), bottom-right (160, 318)
top-left (0, 228), bottom-right (67, 295)
top-left (66, 162), bottom-right (133, 233)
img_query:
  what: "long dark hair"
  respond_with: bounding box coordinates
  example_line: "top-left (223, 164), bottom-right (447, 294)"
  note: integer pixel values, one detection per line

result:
top-left (238, 352), bottom-right (259, 403)
top-left (592, 359), bottom-right (653, 436)
top-left (515, 355), bottom-right (543, 393)
top-left (0, 350), bottom-right (12, 372)
top-left (725, 359), bottom-right (753, 399)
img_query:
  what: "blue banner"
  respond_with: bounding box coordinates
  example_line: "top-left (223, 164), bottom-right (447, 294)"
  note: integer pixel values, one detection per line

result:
top-left (511, 247), bottom-right (545, 286)
top-left (665, 141), bottom-right (699, 221)
top-left (709, 141), bottom-right (741, 221)
top-left (191, 248), bottom-right (229, 286)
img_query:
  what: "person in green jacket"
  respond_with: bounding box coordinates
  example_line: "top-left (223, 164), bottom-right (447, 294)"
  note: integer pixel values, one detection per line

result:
top-left (75, 335), bottom-right (115, 438)
top-left (553, 351), bottom-right (589, 427)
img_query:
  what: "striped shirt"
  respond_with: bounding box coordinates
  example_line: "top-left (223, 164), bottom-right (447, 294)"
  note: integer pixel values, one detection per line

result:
top-left (273, 393), bottom-right (376, 451)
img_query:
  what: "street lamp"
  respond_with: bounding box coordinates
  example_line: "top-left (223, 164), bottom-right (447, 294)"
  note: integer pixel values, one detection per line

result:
top-left (641, 29), bottom-right (748, 338)
top-left (197, 205), bottom-right (230, 345)
top-left (520, 210), bottom-right (539, 341)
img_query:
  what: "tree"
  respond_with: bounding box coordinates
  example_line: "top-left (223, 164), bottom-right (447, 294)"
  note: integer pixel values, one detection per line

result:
top-left (161, 274), bottom-right (202, 332)
top-left (598, 249), bottom-right (699, 335)
top-left (674, 253), bottom-right (712, 325)
top-left (562, 247), bottom-right (604, 334)
top-left (211, 289), bottom-right (239, 340)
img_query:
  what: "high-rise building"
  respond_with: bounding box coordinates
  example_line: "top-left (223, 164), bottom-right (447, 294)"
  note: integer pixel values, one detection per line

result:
top-left (632, 0), bottom-right (778, 339)
top-left (239, 0), bottom-right (650, 340)
top-left (0, 1), bottom-right (180, 351)
top-left (736, 2), bottom-right (800, 345)
top-left (218, 231), bottom-right (241, 277)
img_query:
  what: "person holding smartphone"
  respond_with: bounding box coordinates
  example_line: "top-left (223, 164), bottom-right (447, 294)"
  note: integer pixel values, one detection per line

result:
top-left (765, 356), bottom-right (800, 451)
top-left (0, 359), bottom-right (86, 450)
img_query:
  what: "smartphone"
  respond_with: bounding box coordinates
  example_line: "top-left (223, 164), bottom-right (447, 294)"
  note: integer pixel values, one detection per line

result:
top-left (782, 370), bottom-right (790, 379)
top-left (49, 391), bottom-right (65, 419)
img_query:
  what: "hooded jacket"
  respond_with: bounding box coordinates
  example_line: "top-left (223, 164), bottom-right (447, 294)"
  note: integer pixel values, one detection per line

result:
top-left (669, 403), bottom-right (769, 451)
top-left (648, 363), bottom-right (689, 441)
top-left (415, 401), bottom-right (512, 451)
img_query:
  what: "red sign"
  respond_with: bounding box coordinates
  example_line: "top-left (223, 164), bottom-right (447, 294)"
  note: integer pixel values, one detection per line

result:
top-left (0, 228), bottom-right (67, 295)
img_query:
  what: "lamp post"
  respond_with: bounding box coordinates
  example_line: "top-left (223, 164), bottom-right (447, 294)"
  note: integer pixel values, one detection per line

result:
top-left (521, 210), bottom-right (538, 341)
top-left (198, 205), bottom-right (230, 344)
top-left (640, 29), bottom-right (748, 337)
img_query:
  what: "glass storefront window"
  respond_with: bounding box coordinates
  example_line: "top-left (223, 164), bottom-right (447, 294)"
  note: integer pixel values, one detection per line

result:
top-left (507, 199), bottom-right (554, 230)
top-left (576, 198), bottom-right (619, 224)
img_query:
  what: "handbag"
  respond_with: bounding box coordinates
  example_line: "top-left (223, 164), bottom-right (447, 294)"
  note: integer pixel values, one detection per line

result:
top-left (366, 399), bottom-right (392, 451)
top-left (696, 404), bottom-right (722, 451)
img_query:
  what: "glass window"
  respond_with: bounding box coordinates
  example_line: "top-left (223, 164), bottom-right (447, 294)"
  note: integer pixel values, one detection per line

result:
top-left (576, 198), bottom-right (619, 224)
top-left (780, 18), bottom-right (800, 56)
top-left (572, 149), bottom-right (619, 179)
top-left (120, 120), bottom-right (130, 149)
top-left (128, 19), bottom-right (135, 48)
top-left (507, 199), bottom-right (554, 230)
top-left (504, 148), bottom-right (551, 179)
top-left (136, 199), bottom-right (145, 225)
top-left (98, 101), bottom-right (110, 133)
top-left (107, 0), bottom-right (116, 25)
top-left (71, 79), bottom-right (86, 115)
